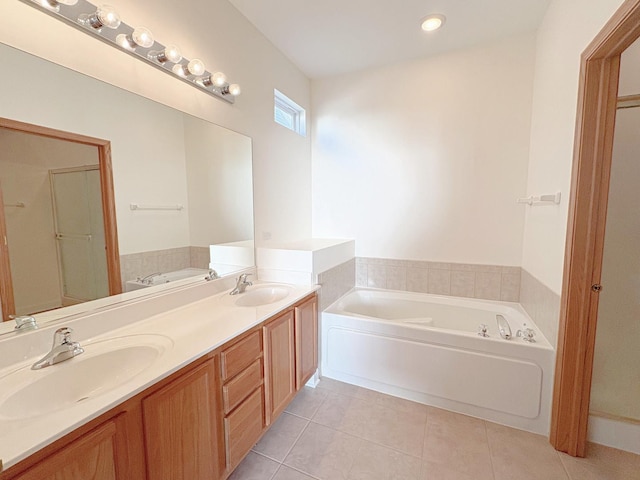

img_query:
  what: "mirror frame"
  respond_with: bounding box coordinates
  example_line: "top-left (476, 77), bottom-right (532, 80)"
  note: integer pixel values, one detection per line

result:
top-left (0, 116), bottom-right (121, 320)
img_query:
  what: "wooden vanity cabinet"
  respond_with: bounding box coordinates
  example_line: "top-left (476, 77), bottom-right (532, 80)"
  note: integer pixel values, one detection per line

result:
top-left (263, 310), bottom-right (296, 426)
top-left (142, 355), bottom-right (225, 480)
top-left (219, 330), bottom-right (265, 473)
top-left (264, 293), bottom-right (319, 426)
top-left (9, 421), bottom-right (120, 480)
top-left (1, 398), bottom-right (145, 480)
top-left (295, 295), bottom-right (318, 390)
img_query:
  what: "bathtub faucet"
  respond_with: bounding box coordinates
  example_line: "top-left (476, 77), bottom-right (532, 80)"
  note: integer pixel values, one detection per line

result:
top-left (204, 269), bottom-right (220, 281)
top-left (230, 273), bottom-right (252, 295)
top-left (517, 327), bottom-right (536, 343)
top-left (138, 272), bottom-right (162, 285)
top-left (477, 324), bottom-right (489, 337)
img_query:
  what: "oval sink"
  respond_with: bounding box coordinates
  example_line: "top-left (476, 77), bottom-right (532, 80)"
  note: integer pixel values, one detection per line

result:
top-left (234, 285), bottom-right (292, 307)
top-left (0, 334), bottom-right (173, 421)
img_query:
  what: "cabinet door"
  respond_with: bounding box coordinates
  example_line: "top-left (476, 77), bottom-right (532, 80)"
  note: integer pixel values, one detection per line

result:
top-left (295, 295), bottom-right (318, 390)
top-left (263, 310), bottom-right (296, 425)
top-left (142, 357), bottom-right (224, 480)
top-left (12, 421), bottom-right (119, 480)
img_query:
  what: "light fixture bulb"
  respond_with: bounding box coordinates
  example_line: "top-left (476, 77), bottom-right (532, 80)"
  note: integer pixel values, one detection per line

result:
top-left (421, 14), bottom-right (446, 32)
top-left (211, 72), bottom-right (227, 87)
top-left (91, 5), bottom-right (120, 29)
top-left (163, 45), bottom-right (182, 63)
top-left (227, 84), bottom-right (241, 96)
top-left (187, 59), bottom-right (205, 76)
top-left (132, 27), bottom-right (154, 48)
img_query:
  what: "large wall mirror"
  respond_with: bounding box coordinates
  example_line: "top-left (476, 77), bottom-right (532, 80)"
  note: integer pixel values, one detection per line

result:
top-left (0, 41), bottom-right (255, 329)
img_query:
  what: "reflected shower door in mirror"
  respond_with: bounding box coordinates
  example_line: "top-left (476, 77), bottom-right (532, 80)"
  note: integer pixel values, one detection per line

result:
top-left (0, 121), bottom-right (120, 319)
top-left (0, 41), bottom-right (255, 327)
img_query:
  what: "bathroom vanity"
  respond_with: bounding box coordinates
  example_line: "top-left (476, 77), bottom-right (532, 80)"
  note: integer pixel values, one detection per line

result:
top-left (0, 280), bottom-right (318, 480)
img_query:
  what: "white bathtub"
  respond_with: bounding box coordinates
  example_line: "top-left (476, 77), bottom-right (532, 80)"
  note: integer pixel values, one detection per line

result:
top-left (321, 288), bottom-right (555, 434)
top-left (125, 268), bottom-right (210, 292)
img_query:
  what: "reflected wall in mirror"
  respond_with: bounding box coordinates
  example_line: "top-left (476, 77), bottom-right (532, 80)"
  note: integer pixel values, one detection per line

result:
top-left (0, 120), bottom-right (120, 318)
top-left (0, 41), bottom-right (255, 325)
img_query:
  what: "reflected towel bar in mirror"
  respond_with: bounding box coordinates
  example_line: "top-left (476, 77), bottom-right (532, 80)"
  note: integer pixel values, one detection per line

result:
top-left (130, 204), bottom-right (184, 211)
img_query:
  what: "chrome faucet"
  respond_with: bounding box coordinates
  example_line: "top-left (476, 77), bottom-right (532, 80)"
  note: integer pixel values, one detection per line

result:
top-left (517, 327), bottom-right (536, 343)
top-left (204, 269), bottom-right (220, 281)
top-left (230, 273), bottom-right (252, 295)
top-left (13, 315), bottom-right (38, 332)
top-left (137, 272), bottom-right (162, 285)
top-left (496, 314), bottom-right (512, 340)
top-left (32, 327), bottom-right (84, 370)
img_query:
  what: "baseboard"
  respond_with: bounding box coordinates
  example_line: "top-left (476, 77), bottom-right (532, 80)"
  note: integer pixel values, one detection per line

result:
top-left (588, 414), bottom-right (640, 454)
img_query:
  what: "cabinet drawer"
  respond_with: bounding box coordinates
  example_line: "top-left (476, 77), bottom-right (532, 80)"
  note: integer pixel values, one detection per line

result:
top-left (223, 358), bottom-right (263, 414)
top-left (221, 330), bottom-right (261, 381)
top-left (224, 387), bottom-right (264, 470)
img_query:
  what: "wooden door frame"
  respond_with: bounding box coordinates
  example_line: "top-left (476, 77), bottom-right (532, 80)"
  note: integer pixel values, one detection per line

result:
top-left (0, 117), bottom-right (121, 320)
top-left (550, 0), bottom-right (640, 457)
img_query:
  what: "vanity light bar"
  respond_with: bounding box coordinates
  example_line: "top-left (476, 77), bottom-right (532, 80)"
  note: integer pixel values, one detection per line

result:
top-left (21, 0), bottom-right (241, 104)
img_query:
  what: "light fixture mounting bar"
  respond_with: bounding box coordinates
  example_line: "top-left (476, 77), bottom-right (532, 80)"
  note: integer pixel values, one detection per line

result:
top-left (19, 0), bottom-right (237, 104)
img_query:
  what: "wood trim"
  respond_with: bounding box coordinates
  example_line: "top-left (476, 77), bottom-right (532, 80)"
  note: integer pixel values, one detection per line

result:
top-left (550, 0), bottom-right (640, 457)
top-left (0, 183), bottom-right (16, 319)
top-left (0, 117), bottom-right (121, 321)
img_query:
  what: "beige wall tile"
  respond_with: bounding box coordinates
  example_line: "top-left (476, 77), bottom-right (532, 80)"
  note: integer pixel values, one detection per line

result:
top-left (406, 267), bottom-right (429, 293)
top-left (386, 265), bottom-right (407, 291)
top-left (367, 264), bottom-right (387, 289)
top-left (475, 272), bottom-right (501, 300)
top-left (450, 271), bottom-right (475, 298)
top-left (500, 272), bottom-right (521, 302)
top-left (428, 269), bottom-right (451, 295)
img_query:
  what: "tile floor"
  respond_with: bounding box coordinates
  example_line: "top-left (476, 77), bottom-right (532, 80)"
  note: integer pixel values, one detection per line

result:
top-left (229, 378), bottom-right (640, 480)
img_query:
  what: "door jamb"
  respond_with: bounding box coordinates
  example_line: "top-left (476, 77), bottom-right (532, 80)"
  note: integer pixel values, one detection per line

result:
top-left (550, 0), bottom-right (640, 456)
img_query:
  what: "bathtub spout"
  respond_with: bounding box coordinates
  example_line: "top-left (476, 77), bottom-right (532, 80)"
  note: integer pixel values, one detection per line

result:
top-left (496, 314), bottom-right (512, 340)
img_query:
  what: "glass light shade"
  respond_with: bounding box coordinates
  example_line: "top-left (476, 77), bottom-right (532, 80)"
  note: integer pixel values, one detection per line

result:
top-left (228, 84), bottom-right (241, 96)
top-left (421, 14), bottom-right (445, 32)
top-left (172, 63), bottom-right (187, 77)
top-left (164, 45), bottom-right (182, 63)
top-left (97, 5), bottom-right (121, 29)
top-left (187, 59), bottom-right (205, 76)
top-left (115, 33), bottom-right (134, 50)
top-left (211, 72), bottom-right (227, 87)
top-left (132, 27), bottom-right (154, 48)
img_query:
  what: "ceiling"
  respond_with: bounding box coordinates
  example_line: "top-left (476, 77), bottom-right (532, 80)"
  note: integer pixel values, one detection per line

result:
top-left (228, 0), bottom-right (552, 79)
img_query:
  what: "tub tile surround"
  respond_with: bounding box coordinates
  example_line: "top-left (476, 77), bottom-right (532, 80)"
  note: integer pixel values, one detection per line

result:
top-left (520, 268), bottom-right (561, 348)
top-left (229, 379), bottom-right (640, 480)
top-left (317, 259), bottom-right (355, 311)
top-left (356, 257), bottom-right (521, 302)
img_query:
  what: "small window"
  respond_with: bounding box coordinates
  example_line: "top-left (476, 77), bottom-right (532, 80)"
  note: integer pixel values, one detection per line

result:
top-left (274, 89), bottom-right (306, 136)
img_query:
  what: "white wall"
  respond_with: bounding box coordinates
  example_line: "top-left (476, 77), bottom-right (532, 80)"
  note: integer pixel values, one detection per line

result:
top-left (0, 0), bottom-right (312, 245)
top-left (521, 0), bottom-right (626, 294)
top-left (184, 116), bottom-right (254, 246)
top-left (312, 34), bottom-right (535, 265)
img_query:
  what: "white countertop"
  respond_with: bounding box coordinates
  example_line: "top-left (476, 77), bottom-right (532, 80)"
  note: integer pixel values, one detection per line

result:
top-left (0, 280), bottom-right (319, 471)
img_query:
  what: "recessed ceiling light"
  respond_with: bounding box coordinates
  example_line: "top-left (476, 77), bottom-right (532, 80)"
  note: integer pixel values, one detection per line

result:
top-left (421, 14), bottom-right (446, 32)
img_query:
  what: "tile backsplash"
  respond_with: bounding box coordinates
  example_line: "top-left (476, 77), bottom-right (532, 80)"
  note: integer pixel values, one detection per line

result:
top-left (356, 257), bottom-right (521, 302)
